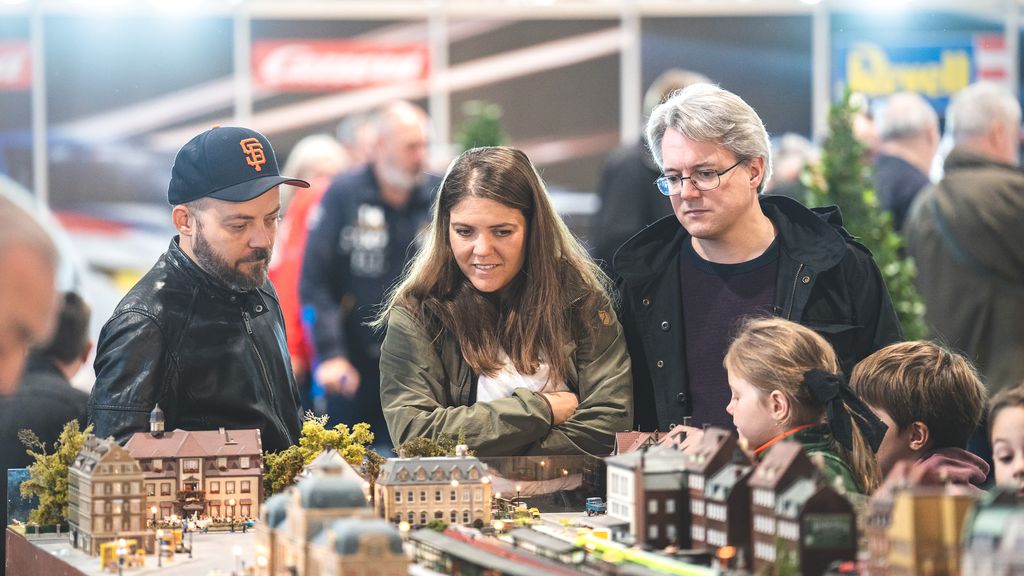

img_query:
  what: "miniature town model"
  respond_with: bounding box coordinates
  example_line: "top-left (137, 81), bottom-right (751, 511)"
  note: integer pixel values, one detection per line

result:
top-left (256, 454), bottom-right (406, 575)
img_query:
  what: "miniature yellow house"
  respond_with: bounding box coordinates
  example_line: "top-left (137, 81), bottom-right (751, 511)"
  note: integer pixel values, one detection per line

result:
top-left (375, 449), bottom-right (492, 528)
top-left (68, 435), bottom-right (150, 555)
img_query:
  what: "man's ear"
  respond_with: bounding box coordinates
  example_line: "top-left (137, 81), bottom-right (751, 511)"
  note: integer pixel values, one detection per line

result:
top-left (908, 421), bottom-right (931, 452)
top-left (747, 156), bottom-right (765, 192)
top-left (172, 205), bottom-right (196, 236)
top-left (768, 389), bottom-right (790, 425)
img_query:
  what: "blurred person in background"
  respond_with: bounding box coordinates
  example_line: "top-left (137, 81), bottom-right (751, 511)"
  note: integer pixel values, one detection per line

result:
top-left (301, 101), bottom-right (440, 452)
top-left (0, 193), bottom-right (58, 576)
top-left (763, 132), bottom-right (818, 203)
top-left (2, 292), bottom-right (91, 470)
top-left (270, 134), bottom-right (351, 410)
top-left (872, 92), bottom-right (939, 232)
top-left (89, 126), bottom-right (308, 453)
top-left (0, 194), bottom-right (59, 397)
top-left (336, 111), bottom-right (379, 168)
top-left (905, 82), bottom-right (1024, 473)
top-left (592, 69), bottom-right (710, 269)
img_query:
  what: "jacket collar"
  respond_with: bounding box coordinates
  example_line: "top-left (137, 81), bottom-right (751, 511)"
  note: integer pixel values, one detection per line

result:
top-left (613, 195), bottom-right (848, 286)
top-left (943, 147), bottom-right (1022, 174)
top-left (166, 237), bottom-right (270, 311)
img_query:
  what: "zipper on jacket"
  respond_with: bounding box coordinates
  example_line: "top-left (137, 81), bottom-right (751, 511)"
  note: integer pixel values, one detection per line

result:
top-left (242, 309), bottom-right (282, 430)
top-left (786, 263), bottom-right (805, 320)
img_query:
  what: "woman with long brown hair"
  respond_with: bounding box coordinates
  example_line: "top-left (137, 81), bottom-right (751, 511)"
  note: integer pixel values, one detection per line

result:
top-left (375, 146), bottom-right (631, 456)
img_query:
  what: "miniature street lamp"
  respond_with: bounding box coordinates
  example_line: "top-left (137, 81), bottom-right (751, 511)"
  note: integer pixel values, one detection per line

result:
top-left (228, 498), bottom-right (236, 532)
top-left (515, 484), bottom-right (522, 505)
top-left (116, 538), bottom-right (128, 576)
top-left (156, 529), bottom-right (163, 567)
top-left (188, 528), bottom-right (194, 558)
top-left (493, 519), bottom-right (505, 533)
top-left (398, 521), bottom-right (410, 541)
top-left (562, 468), bottom-right (569, 477)
top-left (150, 505), bottom-right (158, 529)
top-left (450, 478), bottom-right (459, 488)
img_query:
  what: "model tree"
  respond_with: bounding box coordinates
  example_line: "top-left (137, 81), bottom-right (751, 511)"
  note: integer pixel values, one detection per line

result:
top-left (394, 431), bottom-right (474, 458)
top-left (455, 100), bottom-right (509, 152)
top-left (18, 421), bottom-right (92, 526)
top-left (263, 413), bottom-right (377, 495)
top-left (805, 91), bottom-right (927, 339)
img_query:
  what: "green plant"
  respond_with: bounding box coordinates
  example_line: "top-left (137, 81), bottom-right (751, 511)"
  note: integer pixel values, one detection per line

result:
top-left (262, 413), bottom-right (377, 495)
top-left (454, 100), bottom-right (509, 152)
top-left (805, 91), bottom-right (927, 339)
top-left (19, 421), bottom-right (92, 526)
top-left (394, 431), bottom-right (474, 458)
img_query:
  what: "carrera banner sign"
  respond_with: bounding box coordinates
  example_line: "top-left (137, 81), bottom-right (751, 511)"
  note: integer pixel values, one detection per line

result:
top-left (0, 42), bottom-right (31, 91)
top-left (252, 40), bottom-right (429, 91)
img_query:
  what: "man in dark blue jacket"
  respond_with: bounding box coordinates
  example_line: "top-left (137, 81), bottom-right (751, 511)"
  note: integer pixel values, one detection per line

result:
top-left (614, 84), bottom-right (902, 432)
top-left (301, 101), bottom-right (439, 450)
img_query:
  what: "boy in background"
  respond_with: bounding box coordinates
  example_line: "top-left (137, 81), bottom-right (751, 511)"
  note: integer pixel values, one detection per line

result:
top-left (850, 341), bottom-right (989, 490)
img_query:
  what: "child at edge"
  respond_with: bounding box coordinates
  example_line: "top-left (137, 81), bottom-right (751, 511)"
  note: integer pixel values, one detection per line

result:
top-left (988, 384), bottom-right (1024, 497)
top-left (849, 341), bottom-right (989, 492)
top-left (724, 317), bottom-right (886, 494)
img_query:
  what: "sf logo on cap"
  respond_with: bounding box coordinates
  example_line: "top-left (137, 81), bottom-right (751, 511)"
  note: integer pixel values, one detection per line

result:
top-left (239, 137), bottom-right (267, 172)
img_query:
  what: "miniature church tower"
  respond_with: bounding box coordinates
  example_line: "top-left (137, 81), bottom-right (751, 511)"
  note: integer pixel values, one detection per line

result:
top-left (149, 404), bottom-right (165, 438)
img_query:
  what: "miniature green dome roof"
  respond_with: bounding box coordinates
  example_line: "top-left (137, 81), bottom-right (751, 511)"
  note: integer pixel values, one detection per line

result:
top-left (297, 475), bottom-right (367, 510)
top-left (330, 519), bottom-right (403, 556)
top-left (263, 492), bottom-right (290, 528)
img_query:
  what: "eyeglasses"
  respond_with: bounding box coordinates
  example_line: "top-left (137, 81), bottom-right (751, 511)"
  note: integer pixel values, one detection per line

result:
top-left (655, 159), bottom-right (745, 196)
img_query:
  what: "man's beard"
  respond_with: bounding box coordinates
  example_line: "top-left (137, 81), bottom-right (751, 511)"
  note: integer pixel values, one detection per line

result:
top-left (192, 225), bottom-right (271, 292)
top-left (378, 161), bottom-right (424, 192)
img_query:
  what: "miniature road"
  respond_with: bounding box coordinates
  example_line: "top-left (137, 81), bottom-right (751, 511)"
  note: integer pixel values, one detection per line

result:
top-left (31, 531), bottom-right (257, 576)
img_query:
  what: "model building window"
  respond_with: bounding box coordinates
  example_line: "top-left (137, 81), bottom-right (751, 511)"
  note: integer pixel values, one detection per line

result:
top-left (414, 467), bottom-right (427, 481)
top-left (146, 483), bottom-right (155, 497)
top-left (407, 491), bottom-right (414, 503)
top-left (451, 468), bottom-right (462, 481)
top-left (153, 459), bottom-right (162, 471)
top-left (398, 469), bottom-right (410, 482)
top-left (467, 468), bottom-right (480, 480)
top-left (419, 490), bottom-right (426, 503)
top-left (648, 525), bottom-right (659, 540)
top-left (210, 481), bottom-right (220, 494)
top-left (104, 501), bottom-right (112, 513)
top-left (161, 482), bottom-right (171, 496)
top-left (666, 499), bottom-right (675, 514)
top-left (120, 482), bottom-right (130, 494)
top-left (431, 468), bottom-right (445, 481)
top-left (450, 490), bottom-right (457, 502)
top-left (462, 510), bottom-right (470, 524)
top-left (407, 511), bottom-right (414, 525)
top-left (240, 456), bottom-right (250, 469)
top-left (226, 481), bottom-right (236, 494)
top-left (183, 459), bottom-right (200, 473)
top-left (395, 491), bottom-right (401, 503)
top-left (104, 483), bottom-right (113, 495)
top-left (648, 499), bottom-right (658, 514)
top-left (667, 524), bottom-right (677, 542)
top-left (122, 519), bottom-right (130, 531)
top-left (210, 503), bottom-right (220, 518)
top-left (241, 481), bottom-right (251, 494)
top-left (434, 511), bottom-right (443, 520)
top-left (450, 510), bottom-right (457, 524)
top-left (474, 488), bottom-right (482, 502)
top-left (419, 511), bottom-right (427, 525)
top-left (241, 504), bottom-right (251, 517)
top-left (435, 490), bottom-right (442, 503)
top-left (104, 519), bottom-right (113, 532)
top-left (463, 488), bottom-right (470, 501)
top-left (218, 457), bottom-right (227, 469)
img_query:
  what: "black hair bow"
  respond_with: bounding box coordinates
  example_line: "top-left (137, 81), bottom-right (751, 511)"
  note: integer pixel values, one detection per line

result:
top-left (803, 368), bottom-right (888, 453)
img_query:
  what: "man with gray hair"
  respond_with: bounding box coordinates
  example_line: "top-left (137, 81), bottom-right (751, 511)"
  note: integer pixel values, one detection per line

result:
top-left (0, 194), bottom-right (59, 396)
top-left (905, 82), bottom-right (1024, 397)
top-left (873, 92), bottom-right (940, 231)
top-left (614, 84), bottom-right (901, 431)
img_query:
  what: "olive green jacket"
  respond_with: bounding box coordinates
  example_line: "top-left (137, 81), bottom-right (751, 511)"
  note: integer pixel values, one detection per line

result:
top-left (379, 305), bottom-right (632, 456)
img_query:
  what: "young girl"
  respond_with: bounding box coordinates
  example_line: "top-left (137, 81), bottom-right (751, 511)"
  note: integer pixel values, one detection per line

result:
top-left (724, 317), bottom-right (885, 494)
top-left (988, 384), bottom-right (1024, 496)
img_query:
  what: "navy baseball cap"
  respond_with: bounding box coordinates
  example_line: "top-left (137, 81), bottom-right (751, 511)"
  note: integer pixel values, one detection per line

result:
top-left (167, 126), bottom-right (309, 205)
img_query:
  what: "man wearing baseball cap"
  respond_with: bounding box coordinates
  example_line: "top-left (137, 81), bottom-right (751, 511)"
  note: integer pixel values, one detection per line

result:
top-left (89, 127), bottom-right (309, 452)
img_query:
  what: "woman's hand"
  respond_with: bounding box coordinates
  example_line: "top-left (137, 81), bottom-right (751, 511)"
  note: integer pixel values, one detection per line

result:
top-left (543, 391), bottom-right (579, 425)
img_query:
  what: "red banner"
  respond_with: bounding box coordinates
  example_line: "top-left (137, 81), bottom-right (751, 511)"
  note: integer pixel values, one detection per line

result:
top-left (252, 40), bottom-right (429, 91)
top-left (0, 42), bottom-right (31, 91)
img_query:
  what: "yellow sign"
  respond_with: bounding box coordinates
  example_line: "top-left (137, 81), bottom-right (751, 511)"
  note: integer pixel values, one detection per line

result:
top-left (846, 43), bottom-right (970, 98)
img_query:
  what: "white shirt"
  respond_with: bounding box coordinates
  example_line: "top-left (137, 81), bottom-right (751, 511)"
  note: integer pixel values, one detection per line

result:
top-left (475, 351), bottom-right (569, 403)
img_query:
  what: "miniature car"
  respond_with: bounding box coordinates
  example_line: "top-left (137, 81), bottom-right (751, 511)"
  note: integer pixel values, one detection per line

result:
top-left (585, 497), bottom-right (607, 516)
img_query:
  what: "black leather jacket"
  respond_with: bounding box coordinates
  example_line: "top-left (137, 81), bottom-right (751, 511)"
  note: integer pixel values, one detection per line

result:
top-left (89, 238), bottom-right (302, 453)
top-left (614, 195), bottom-right (903, 431)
